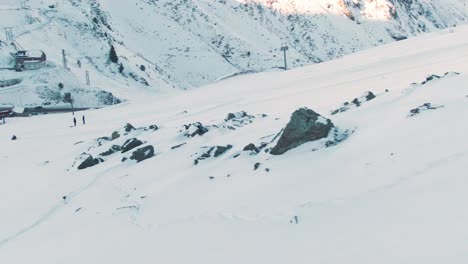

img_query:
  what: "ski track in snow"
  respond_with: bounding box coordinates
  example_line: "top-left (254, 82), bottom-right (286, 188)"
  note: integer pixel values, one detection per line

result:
top-left (0, 165), bottom-right (115, 249)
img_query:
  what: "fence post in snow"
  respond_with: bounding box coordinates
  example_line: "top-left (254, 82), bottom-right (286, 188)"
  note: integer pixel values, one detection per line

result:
top-left (85, 70), bottom-right (90, 86)
top-left (62, 49), bottom-right (68, 70)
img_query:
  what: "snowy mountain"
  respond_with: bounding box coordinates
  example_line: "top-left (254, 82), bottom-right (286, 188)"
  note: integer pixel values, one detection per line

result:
top-left (1, 21), bottom-right (468, 263)
top-left (1, 0), bottom-right (468, 106)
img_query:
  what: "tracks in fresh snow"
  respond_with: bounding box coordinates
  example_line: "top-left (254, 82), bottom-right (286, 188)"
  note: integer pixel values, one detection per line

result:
top-left (0, 166), bottom-right (113, 249)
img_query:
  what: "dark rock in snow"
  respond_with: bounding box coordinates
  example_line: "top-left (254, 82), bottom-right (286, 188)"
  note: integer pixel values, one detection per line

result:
top-left (124, 123), bottom-right (135, 133)
top-left (100, 145), bottom-right (122, 156)
top-left (111, 131), bottom-right (120, 140)
top-left (243, 143), bottom-right (260, 153)
top-left (414, 72), bottom-right (460, 86)
top-left (331, 91), bottom-right (376, 115)
top-left (223, 111), bottom-right (256, 130)
top-left (421, 74), bottom-right (441, 85)
top-left (182, 122), bottom-right (208, 137)
top-left (408, 103), bottom-right (444, 117)
top-left (270, 108), bottom-right (334, 155)
top-left (254, 162), bottom-right (261, 170)
top-left (11, 135), bottom-right (17, 140)
top-left (194, 145), bottom-right (233, 165)
top-left (121, 138), bottom-right (144, 153)
top-left (226, 111), bottom-right (248, 121)
top-left (129, 145), bottom-right (155, 163)
top-left (148, 125), bottom-right (159, 131)
top-left (213, 145), bottom-right (233, 157)
top-left (351, 98), bottom-right (361, 107)
top-left (171, 143), bottom-right (187, 149)
top-left (78, 154), bottom-right (104, 170)
top-left (365, 91), bottom-right (376, 101)
top-left (97, 136), bottom-right (112, 142)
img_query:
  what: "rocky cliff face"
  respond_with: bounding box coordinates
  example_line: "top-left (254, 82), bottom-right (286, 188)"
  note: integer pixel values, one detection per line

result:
top-left (77, 0), bottom-right (468, 89)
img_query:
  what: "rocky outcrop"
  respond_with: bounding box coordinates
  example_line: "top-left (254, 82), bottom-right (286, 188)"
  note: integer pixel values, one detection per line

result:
top-left (78, 154), bottom-right (104, 170)
top-left (331, 91), bottom-right (376, 115)
top-left (194, 145), bottom-right (233, 165)
top-left (243, 143), bottom-right (259, 153)
top-left (128, 145), bottom-right (155, 163)
top-left (147, 125), bottom-right (159, 131)
top-left (223, 111), bottom-right (260, 130)
top-left (100, 145), bottom-right (122, 156)
top-left (111, 131), bottom-right (120, 140)
top-left (124, 123), bottom-right (135, 133)
top-left (182, 122), bottom-right (209, 137)
top-left (412, 72), bottom-right (460, 86)
top-left (121, 138), bottom-right (144, 153)
top-left (408, 103), bottom-right (444, 117)
top-left (226, 111), bottom-right (248, 121)
top-left (270, 108), bottom-right (334, 155)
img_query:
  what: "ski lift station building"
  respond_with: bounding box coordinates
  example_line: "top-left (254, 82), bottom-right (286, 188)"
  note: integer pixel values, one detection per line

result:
top-left (14, 50), bottom-right (46, 70)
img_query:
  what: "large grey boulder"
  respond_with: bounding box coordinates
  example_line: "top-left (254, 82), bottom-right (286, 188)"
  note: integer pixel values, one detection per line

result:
top-left (270, 108), bottom-right (334, 155)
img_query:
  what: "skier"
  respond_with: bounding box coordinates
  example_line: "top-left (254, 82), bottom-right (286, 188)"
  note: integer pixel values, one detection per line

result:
top-left (82, 115), bottom-right (85, 125)
top-left (73, 117), bottom-right (77, 127)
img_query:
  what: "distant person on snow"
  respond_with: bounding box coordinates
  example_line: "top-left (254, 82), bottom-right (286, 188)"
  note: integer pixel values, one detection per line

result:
top-left (73, 117), bottom-right (77, 127)
top-left (82, 115), bottom-right (85, 125)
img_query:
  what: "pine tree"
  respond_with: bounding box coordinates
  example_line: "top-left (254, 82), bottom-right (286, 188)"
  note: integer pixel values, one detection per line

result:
top-left (109, 45), bottom-right (118, 63)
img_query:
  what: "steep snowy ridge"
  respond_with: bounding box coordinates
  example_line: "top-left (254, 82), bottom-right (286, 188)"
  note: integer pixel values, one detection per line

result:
top-left (1, 0), bottom-right (468, 106)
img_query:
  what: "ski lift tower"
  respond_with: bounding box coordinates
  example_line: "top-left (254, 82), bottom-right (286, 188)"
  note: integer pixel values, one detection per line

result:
top-left (4, 27), bottom-right (13, 44)
top-left (280, 43), bottom-right (289, 71)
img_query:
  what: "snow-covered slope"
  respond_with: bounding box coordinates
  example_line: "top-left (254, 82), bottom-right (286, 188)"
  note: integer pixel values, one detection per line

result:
top-left (1, 24), bottom-right (468, 263)
top-left (1, 0), bottom-right (468, 106)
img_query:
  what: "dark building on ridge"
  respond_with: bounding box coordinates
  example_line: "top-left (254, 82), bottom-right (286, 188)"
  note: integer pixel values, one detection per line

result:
top-left (14, 50), bottom-right (46, 71)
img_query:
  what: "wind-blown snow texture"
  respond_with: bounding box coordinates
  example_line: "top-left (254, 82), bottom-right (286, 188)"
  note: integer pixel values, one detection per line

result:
top-left (1, 21), bottom-right (468, 263)
top-left (0, 0), bottom-right (468, 106)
